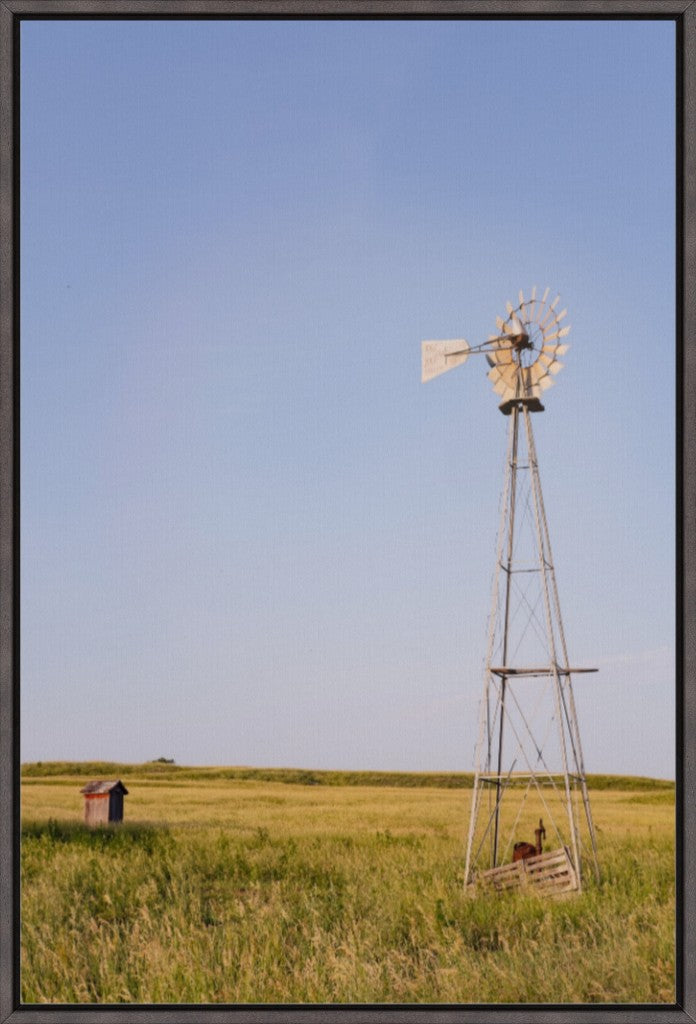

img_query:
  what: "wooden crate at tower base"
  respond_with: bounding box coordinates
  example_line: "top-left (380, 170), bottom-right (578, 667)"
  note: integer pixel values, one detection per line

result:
top-left (472, 846), bottom-right (579, 897)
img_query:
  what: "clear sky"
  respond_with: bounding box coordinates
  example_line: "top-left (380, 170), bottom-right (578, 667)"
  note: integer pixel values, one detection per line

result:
top-left (20, 18), bottom-right (675, 778)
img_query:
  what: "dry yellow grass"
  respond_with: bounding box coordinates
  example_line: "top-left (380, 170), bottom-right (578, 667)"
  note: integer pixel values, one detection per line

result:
top-left (21, 771), bottom-right (675, 1004)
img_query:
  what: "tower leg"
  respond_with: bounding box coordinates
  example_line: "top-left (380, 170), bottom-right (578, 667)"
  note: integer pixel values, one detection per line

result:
top-left (464, 409), bottom-right (517, 884)
top-left (523, 406), bottom-right (600, 885)
top-left (493, 403), bottom-right (521, 867)
top-left (522, 405), bottom-right (581, 888)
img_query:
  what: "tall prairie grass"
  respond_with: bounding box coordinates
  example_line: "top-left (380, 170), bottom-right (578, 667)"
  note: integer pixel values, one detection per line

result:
top-left (21, 768), bottom-right (675, 1004)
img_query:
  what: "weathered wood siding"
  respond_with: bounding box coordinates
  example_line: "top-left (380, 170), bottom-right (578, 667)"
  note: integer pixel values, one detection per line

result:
top-left (84, 794), bottom-right (109, 826)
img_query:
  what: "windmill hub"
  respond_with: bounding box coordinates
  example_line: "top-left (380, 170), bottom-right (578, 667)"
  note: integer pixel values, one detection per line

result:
top-left (507, 315), bottom-right (530, 349)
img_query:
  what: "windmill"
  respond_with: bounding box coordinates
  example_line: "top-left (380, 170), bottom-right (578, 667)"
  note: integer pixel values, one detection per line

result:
top-left (422, 287), bottom-right (599, 894)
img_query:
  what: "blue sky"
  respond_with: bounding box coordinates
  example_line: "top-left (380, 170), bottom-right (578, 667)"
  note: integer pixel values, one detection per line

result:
top-left (20, 18), bottom-right (675, 777)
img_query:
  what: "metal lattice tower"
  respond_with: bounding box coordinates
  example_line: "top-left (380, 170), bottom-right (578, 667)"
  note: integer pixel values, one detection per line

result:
top-left (422, 288), bottom-right (599, 892)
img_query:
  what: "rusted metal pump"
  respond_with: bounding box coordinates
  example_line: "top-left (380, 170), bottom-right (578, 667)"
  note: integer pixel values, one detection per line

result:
top-left (512, 818), bottom-right (546, 863)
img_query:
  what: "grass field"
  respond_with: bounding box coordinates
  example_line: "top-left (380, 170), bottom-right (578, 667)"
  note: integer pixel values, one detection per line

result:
top-left (21, 763), bottom-right (675, 1004)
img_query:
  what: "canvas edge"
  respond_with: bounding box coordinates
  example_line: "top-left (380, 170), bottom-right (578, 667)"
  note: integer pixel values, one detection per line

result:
top-left (680, 3), bottom-right (696, 1022)
top-left (0, 2), bottom-right (692, 1023)
top-left (0, 1), bottom-right (18, 1023)
top-left (0, 0), bottom-right (694, 14)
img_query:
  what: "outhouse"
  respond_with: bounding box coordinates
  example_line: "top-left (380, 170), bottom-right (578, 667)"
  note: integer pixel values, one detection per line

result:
top-left (80, 780), bottom-right (128, 825)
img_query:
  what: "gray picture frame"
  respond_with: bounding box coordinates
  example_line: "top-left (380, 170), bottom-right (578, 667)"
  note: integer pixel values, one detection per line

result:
top-left (1, 1), bottom-right (692, 1021)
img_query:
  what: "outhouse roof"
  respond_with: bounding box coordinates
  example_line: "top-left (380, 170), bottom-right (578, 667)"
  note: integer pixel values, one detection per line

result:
top-left (79, 779), bottom-right (129, 795)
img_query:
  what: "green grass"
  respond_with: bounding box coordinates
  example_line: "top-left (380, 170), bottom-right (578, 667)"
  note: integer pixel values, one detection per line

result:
top-left (20, 769), bottom-right (675, 1004)
top-left (21, 760), bottom-right (675, 790)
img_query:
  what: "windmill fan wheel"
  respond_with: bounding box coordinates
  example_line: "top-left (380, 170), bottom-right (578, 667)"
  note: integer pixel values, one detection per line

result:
top-left (486, 287), bottom-right (572, 403)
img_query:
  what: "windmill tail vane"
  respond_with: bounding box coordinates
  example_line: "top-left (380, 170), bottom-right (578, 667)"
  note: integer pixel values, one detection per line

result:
top-left (422, 288), bottom-right (599, 895)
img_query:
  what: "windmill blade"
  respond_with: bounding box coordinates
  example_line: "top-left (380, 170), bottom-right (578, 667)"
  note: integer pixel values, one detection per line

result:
top-left (537, 354), bottom-right (563, 377)
top-left (488, 334), bottom-right (514, 358)
top-left (508, 314), bottom-right (527, 340)
top-left (527, 285), bottom-right (537, 323)
top-left (506, 300), bottom-right (514, 315)
top-left (494, 370), bottom-right (519, 396)
top-left (543, 326), bottom-right (571, 343)
top-left (489, 360), bottom-right (517, 381)
top-left (489, 347), bottom-right (514, 366)
top-left (491, 374), bottom-right (516, 399)
top-left (539, 295), bottom-right (562, 330)
top-left (541, 314), bottom-right (568, 337)
top-left (421, 339), bottom-right (470, 382)
top-left (488, 365), bottom-right (517, 390)
top-left (518, 289), bottom-right (528, 321)
top-left (489, 356), bottom-right (515, 395)
top-left (486, 336), bottom-right (512, 367)
top-left (539, 307), bottom-right (556, 330)
top-left (538, 374), bottom-right (555, 391)
top-left (533, 296), bottom-right (549, 326)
